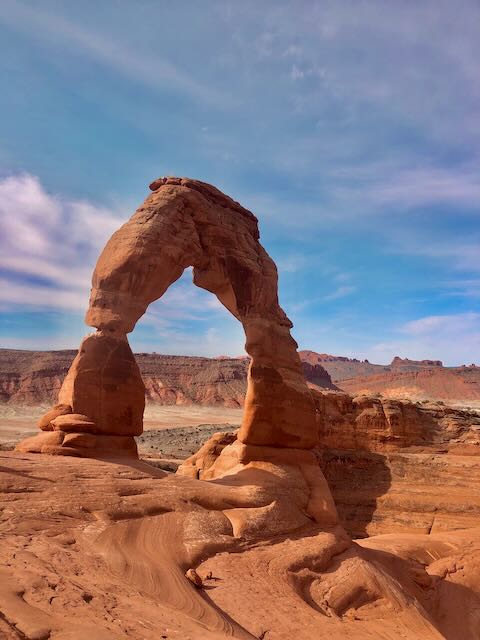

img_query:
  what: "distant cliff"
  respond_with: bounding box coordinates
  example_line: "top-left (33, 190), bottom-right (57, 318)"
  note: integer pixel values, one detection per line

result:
top-left (0, 348), bottom-right (336, 406)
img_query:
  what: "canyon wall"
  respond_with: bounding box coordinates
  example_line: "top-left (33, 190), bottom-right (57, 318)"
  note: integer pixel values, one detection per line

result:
top-left (312, 390), bottom-right (480, 537)
top-left (179, 389), bottom-right (480, 538)
top-left (0, 348), bottom-right (336, 407)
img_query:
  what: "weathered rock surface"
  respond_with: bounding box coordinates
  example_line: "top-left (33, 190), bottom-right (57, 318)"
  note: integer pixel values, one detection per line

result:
top-left (20, 177), bottom-right (321, 457)
top-left (56, 332), bottom-right (145, 437)
top-left (38, 403), bottom-right (72, 430)
top-left (179, 389), bottom-right (480, 540)
top-left (2, 451), bottom-right (480, 639)
top-left (312, 389), bottom-right (480, 454)
top-left (83, 176), bottom-right (317, 449)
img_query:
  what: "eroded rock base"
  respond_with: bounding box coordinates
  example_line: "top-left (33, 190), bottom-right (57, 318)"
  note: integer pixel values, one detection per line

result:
top-left (16, 430), bottom-right (138, 458)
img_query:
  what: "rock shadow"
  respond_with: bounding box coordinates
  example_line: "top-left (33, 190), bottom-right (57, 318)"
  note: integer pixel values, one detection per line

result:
top-left (317, 448), bottom-right (392, 538)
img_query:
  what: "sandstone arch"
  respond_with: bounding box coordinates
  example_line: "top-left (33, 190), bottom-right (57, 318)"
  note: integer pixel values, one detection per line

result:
top-left (18, 177), bottom-right (318, 456)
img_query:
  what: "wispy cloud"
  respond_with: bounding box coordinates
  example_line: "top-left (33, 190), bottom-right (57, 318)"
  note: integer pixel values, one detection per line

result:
top-left (0, 173), bottom-right (124, 312)
top-left (0, 1), bottom-right (229, 108)
top-left (371, 313), bottom-right (480, 366)
top-left (0, 174), bottom-right (244, 353)
top-left (323, 285), bottom-right (356, 301)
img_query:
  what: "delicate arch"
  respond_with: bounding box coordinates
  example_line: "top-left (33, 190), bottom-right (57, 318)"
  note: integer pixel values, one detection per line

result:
top-left (18, 178), bottom-right (318, 456)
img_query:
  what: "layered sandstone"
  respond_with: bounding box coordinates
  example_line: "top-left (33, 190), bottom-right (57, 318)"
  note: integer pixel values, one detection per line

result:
top-left (340, 367), bottom-right (480, 402)
top-left (179, 390), bottom-right (480, 539)
top-left (0, 349), bottom-right (336, 407)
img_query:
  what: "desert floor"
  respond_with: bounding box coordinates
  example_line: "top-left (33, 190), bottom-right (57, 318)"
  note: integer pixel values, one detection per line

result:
top-left (0, 404), bottom-right (243, 453)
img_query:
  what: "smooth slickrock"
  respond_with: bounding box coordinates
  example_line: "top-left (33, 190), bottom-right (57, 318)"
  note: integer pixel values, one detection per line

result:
top-left (2, 452), bottom-right (480, 639)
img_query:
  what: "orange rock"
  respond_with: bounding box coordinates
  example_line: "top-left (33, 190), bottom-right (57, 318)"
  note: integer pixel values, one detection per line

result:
top-left (85, 177), bottom-right (317, 449)
top-left (18, 178), bottom-right (317, 456)
top-left (37, 403), bottom-right (72, 431)
top-left (58, 332), bottom-right (145, 437)
top-left (51, 414), bottom-right (96, 432)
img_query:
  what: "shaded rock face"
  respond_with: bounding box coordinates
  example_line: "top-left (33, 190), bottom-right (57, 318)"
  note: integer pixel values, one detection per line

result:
top-left (178, 390), bottom-right (480, 539)
top-left (18, 177), bottom-right (318, 455)
top-left (312, 389), bottom-right (480, 454)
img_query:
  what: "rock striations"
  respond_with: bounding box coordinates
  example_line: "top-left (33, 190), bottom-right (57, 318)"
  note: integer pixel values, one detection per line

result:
top-left (0, 349), bottom-right (337, 407)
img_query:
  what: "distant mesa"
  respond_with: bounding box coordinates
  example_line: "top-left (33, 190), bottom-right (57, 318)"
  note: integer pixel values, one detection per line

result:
top-left (2, 347), bottom-right (479, 407)
top-left (390, 355), bottom-right (443, 368)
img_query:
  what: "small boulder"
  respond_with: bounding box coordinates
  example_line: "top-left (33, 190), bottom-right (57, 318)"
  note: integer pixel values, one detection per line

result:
top-left (38, 404), bottom-right (72, 431)
top-left (185, 568), bottom-right (202, 588)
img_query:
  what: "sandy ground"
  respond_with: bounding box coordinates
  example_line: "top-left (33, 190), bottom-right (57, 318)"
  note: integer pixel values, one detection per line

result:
top-left (0, 404), bottom-right (243, 452)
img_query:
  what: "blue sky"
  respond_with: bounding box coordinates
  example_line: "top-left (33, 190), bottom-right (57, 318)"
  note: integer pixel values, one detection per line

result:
top-left (0, 0), bottom-right (479, 365)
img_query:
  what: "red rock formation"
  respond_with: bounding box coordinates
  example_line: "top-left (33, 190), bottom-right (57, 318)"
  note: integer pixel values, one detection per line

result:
top-left (391, 356), bottom-right (443, 368)
top-left (340, 367), bottom-right (480, 402)
top-left (179, 389), bottom-right (480, 538)
top-left (299, 350), bottom-right (390, 381)
top-left (0, 349), bottom-right (336, 407)
top-left (17, 177), bottom-right (320, 455)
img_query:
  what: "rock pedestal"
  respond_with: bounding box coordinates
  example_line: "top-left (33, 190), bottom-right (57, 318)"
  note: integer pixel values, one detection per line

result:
top-left (17, 332), bottom-right (143, 458)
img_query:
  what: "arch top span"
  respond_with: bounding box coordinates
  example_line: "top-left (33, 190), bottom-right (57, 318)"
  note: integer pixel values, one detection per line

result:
top-left (18, 177), bottom-right (319, 456)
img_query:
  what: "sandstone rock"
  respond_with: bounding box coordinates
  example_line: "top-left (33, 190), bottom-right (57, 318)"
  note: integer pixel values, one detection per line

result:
top-left (16, 430), bottom-right (138, 458)
top-left (51, 413), bottom-right (96, 433)
top-left (0, 349), bottom-right (335, 407)
top-left (311, 388), bottom-right (480, 453)
top-left (185, 568), bottom-right (203, 588)
top-left (57, 332), bottom-right (145, 438)
top-left (16, 430), bottom-right (65, 453)
top-left (17, 177), bottom-right (320, 457)
top-left (63, 432), bottom-right (97, 448)
top-left (38, 403), bottom-right (72, 430)
top-left (176, 431), bottom-right (237, 479)
top-left (180, 388), bottom-right (480, 540)
top-left (83, 177), bottom-right (317, 449)
top-left (340, 367), bottom-right (480, 402)
top-left (198, 440), bottom-right (338, 529)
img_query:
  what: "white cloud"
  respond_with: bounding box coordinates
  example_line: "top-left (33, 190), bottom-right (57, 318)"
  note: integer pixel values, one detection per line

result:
top-left (402, 312), bottom-right (480, 336)
top-left (0, 173), bottom-right (124, 312)
top-left (370, 313), bottom-right (480, 366)
top-left (0, 174), bottom-right (245, 354)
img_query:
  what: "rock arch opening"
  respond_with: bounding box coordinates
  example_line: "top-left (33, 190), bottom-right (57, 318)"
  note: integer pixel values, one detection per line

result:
top-left (18, 177), bottom-right (318, 457)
